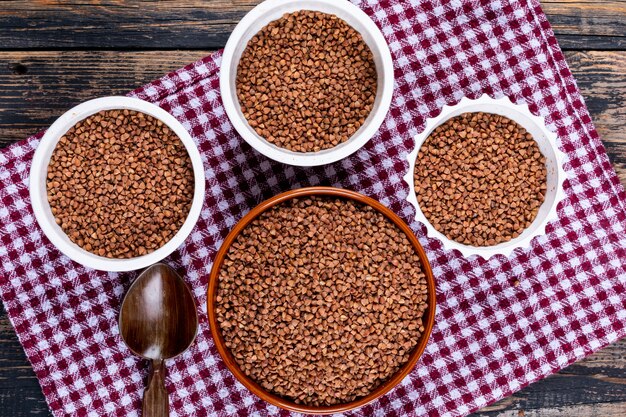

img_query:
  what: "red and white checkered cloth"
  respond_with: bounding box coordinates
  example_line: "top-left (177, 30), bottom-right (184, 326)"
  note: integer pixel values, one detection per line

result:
top-left (1, 0), bottom-right (625, 416)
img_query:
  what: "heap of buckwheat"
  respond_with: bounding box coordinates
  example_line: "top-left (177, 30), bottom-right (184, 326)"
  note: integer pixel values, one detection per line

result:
top-left (47, 109), bottom-right (194, 258)
top-left (236, 10), bottom-right (378, 152)
top-left (414, 112), bottom-right (547, 246)
top-left (216, 196), bottom-right (429, 406)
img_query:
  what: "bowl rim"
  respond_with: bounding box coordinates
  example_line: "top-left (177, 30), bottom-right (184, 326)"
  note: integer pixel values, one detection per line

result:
top-left (207, 186), bottom-right (437, 414)
top-left (29, 96), bottom-right (206, 272)
top-left (403, 94), bottom-right (568, 259)
top-left (219, 0), bottom-right (395, 167)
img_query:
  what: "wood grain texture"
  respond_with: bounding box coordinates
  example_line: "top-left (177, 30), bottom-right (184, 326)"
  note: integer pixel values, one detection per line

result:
top-left (143, 359), bottom-right (169, 417)
top-left (0, 1), bottom-right (624, 51)
top-left (564, 51), bottom-right (626, 185)
top-left (0, 303), bottom-right (49, 416)
top-left (541, 1), bottom-right (626, 50)
top-left (1, 50), bottom-right (624, 186)
top-left (474, 338), bottom-right (626, 416)
top-left (119, 264), bottom-right (198, 417)
top-left (0, 1), bottom-right (624, 417)
top-left (0, 1), bottom-right (258, 50)
top-left (120, 264), bottom-right (198, 361)
top-left (0, 50), bottom-right (211, 146)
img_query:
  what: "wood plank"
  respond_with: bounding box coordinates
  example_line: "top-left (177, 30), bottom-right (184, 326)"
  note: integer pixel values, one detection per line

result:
top-left (1, 50), bottom-right (625, 187)
top-left (541, 0), bottom-right (626, 50)
top-left (474, 403), bottom-right (626, 417)
top-left (472, 339), bottom-right (626, 416)
top-left (563, 51), bottom-right (626, 186)
top-left (0, 1), bottom-right (257, 50)
top-left (0, 304), bottom-right (50, 416)
top-left (0, 50), bottom-right (211, 146)
top-left (0, 1), bottom-right (623, 51)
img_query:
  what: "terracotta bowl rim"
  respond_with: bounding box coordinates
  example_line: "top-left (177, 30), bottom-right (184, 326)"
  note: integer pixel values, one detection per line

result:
top-left (207, 186), bottom-right (437, 414)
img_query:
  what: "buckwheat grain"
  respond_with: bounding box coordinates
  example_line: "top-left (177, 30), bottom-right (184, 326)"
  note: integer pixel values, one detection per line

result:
top-left (46, 109), bottom-right (194, 258)
top-left (215, 196), bottom-right (429, 406)
top-left (413, 112), bottom-right (547, 246)
top-left (236, 11), bottom-right (378, 152)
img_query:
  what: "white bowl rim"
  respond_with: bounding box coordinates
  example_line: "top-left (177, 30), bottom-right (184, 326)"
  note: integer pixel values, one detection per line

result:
top-left (29, 96), bottom-right (206, 272)
top-left (219, 0), bottom-right (394, 167)
top-left (403, 94), bottom-right (567, 259)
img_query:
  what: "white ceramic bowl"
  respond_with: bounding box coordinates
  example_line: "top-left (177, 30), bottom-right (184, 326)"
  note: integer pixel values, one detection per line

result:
top-left (404, 95), bottom-right (567, 259)
top-left (220, 0), bottom-right (394, 167)
top-left (29, 96), bottom-right (205, 272)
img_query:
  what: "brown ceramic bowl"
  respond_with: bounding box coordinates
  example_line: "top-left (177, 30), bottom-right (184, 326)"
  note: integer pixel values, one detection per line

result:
top-left (207, 186), bottom-right (437, 414)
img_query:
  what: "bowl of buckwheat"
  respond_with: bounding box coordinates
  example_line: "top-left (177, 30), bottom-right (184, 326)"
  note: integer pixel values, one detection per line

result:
top-left (404, 94), bottom-right (567, 259)
top-left (207, 186), bottom-right (437, 414)
top-left (219, 0), bottom-right (394, 167)
top-left (29, 96), bottom-right (205, 272)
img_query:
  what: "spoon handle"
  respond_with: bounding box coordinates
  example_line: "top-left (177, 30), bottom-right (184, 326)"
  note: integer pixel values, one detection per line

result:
top-left (143, 359), bottom-right (169, 417)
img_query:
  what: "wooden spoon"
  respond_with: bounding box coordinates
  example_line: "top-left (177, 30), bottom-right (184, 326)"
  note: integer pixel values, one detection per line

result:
top-left (119, 263), bottom-right (198, 417)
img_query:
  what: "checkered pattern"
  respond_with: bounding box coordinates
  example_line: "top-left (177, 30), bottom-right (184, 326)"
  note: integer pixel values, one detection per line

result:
top-left (1, 0), bottom-right (625, 416)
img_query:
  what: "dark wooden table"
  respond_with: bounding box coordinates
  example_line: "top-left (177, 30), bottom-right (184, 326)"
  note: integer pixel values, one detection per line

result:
top-left (1, 1), bottom-right (624, 416)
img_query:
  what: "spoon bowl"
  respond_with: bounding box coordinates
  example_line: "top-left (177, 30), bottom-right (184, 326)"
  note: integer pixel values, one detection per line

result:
top-left (119, 263), bottom-right (198, 417)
